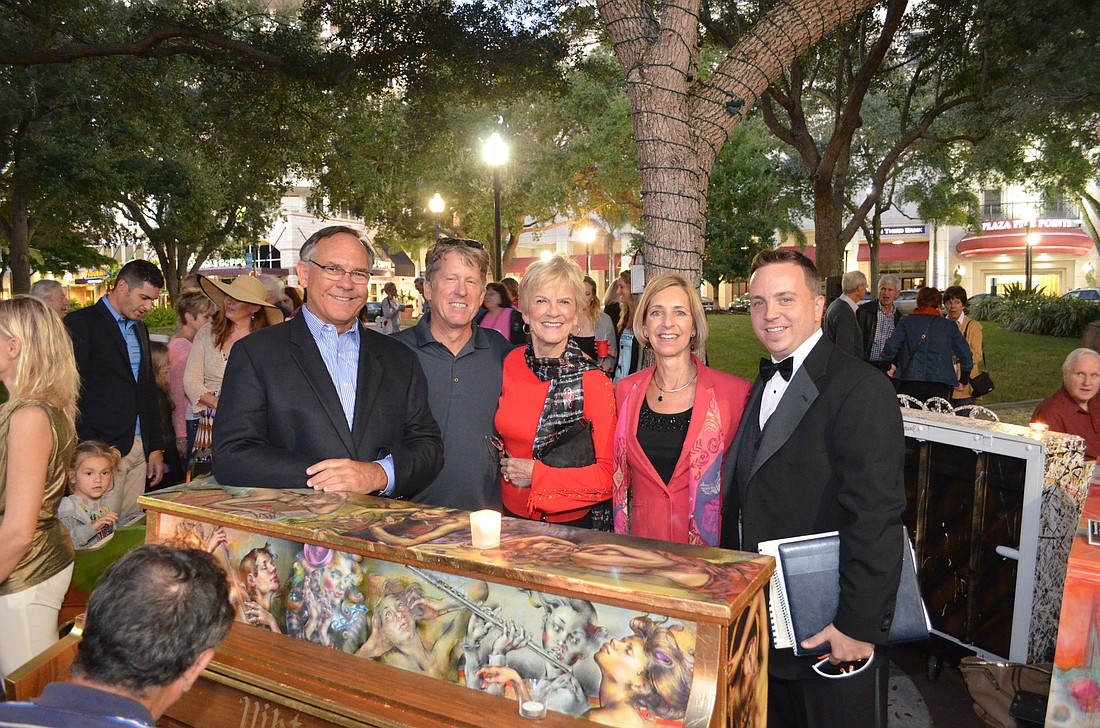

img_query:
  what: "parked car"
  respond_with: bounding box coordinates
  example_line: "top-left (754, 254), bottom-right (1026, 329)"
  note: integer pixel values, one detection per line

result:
top-left (966, 292), bottom-right (999, 307)
top-left (361, 301), bottom-right (383, 322)
top-left (700, 296), bottom-right (715, 313)
top-left (1062, 288), bottom-right (1100, 303)
top-left (895, 289), bottom-right (920, 315)
top-left (728, 293), bottom-right (751, 314)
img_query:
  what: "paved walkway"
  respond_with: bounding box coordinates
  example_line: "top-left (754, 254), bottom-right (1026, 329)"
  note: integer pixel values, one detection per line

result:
top-left (984, 399), bottom-right (1042, 427)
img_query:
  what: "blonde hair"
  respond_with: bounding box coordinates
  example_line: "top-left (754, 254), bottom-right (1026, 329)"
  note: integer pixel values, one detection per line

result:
top-left (616, 270), bottom-right (638, 332)
top-left (150, 341), bottom-right (171, 396)
top-left (582, 276), bottom-right (600, 325)
top-left (0, 296), bottom-right (79, 422)
top-left (518, 255), bottom-right (585, 315)
top-left (70, 440), bottom-right (122, 476)
top-left (634, 274), bottom-right (709, 352)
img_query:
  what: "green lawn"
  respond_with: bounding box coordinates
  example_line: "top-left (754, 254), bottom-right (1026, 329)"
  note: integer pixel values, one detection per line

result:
top-left (704, 313), bottom-right (1079, 404)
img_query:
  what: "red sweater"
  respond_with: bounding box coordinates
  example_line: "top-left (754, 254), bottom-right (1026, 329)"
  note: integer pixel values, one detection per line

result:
top-left (1032, 386), bottom-right (1100, 460)
top-left (495, 348), bottom-right (617, 522)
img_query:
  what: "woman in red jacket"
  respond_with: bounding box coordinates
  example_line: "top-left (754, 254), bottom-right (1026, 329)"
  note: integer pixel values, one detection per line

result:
top-left (495, 255), bottom-right (616, 527)
top-left (612, 275), bottom-right (751, 545)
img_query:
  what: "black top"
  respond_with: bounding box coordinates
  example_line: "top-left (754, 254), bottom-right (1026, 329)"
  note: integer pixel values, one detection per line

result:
top-left (574, 335), bottom-right (597, 360)
top-left (636, 399), bottom-right (691, 485)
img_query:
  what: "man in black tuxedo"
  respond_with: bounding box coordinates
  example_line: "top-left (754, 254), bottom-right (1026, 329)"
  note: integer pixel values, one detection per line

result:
top-left (721, 249), bottom-right (905, 728)
top-left (213, 226), bottom-right (443, 496)
top-left (66, 260), bottom-right (166, 516)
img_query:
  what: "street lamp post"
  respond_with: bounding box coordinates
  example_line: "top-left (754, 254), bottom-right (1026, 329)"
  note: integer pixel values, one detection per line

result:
top-left (428, 193), bottom-right (445, 240)
top-left (1024, 213), bottom-right (1040, 292)
top-left (577, 225), bottom-right (597, 277)
top-left (482, 132), bottom-right (509, 281)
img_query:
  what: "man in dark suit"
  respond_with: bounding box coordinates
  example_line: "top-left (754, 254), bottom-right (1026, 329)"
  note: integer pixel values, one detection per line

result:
top-left (822, 270), bottom-right (865, 360)
top-left (213, 226), bottom-right (443, 495)
top-left (721, 249), bottom-right (905, 728)
top-left (66, 260), bottom-right (166, 517)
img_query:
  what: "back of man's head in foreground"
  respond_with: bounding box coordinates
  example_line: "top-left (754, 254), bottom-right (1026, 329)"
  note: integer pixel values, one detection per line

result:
top-left (72, 545), bottom-right (234, 697)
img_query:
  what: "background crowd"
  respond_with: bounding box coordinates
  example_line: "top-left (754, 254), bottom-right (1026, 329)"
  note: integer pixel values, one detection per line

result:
top-left (4, 227), bottom-right (1090, 728)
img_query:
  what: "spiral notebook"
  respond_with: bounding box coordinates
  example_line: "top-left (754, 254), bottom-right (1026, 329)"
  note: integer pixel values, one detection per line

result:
top-left (758, 526), bottom-right (929, 656)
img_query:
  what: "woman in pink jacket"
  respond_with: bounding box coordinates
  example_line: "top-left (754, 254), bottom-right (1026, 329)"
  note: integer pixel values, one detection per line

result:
top-left (612, 275), bottom-right (750, 545)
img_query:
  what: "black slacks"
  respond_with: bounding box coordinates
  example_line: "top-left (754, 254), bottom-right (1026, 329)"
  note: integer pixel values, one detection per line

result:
top-left (766, 647), bottom-right (890, 728)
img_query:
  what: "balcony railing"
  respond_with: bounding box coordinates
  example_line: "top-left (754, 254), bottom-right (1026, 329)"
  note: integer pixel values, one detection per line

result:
top-left (981, 200), bottom-right (1081, 222)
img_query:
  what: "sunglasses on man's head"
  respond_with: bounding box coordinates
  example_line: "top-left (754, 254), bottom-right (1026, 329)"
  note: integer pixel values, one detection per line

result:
top-left (438, 237), bottom-right (485, 250)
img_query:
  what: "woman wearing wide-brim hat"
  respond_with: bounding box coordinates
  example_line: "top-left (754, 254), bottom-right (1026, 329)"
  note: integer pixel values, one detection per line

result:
top-left (184, 275), bottom-right (284, 475)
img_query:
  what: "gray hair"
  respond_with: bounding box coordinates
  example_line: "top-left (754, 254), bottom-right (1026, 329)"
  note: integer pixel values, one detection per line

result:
top-left (424, 238), bottom-right (490, 285)
top-left (878, 274), bottom-right (901, 290)
top-left (1063, 348), bottom-right (1100, 379)
top-left (71, 545), bottom-right (234, 697)
top-left (841, 271), bottom-right (867, 294)
top-left (256, 275), bottom-right (282, 304)
top-left (30, 279), bottom-right (64, 298)
top-left (299, 225), bottom-right (375, 268)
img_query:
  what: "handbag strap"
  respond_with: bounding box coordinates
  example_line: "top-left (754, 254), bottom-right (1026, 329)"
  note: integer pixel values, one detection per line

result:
top-left (962, 318), bottom-right (990, 372)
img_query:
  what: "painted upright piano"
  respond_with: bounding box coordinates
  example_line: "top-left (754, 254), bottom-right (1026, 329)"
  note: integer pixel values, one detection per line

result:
top-left (139, 481), bottom-right (773, 727)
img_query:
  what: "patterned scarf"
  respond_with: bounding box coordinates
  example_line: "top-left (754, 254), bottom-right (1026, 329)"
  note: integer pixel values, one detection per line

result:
top-left (525, 338), bottom-right (600, 459)
top-left (612, 363), bottom-right (728, 546)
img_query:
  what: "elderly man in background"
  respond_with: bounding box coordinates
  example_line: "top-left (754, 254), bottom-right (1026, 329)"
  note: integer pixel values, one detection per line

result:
top-left (0, 545), bottom-right (234, 727)
top-left (1032, 348), bottom-right (1100, 461)
top-left (822, 270), bottom-right (866, 359)
top-left (30, 279), bottom-right (69, 318)
top-left (856, 274), bottom-right (903, 373)
top-left (394, 238), bottom-right (512, 510)
top-left (256, 274), bottom-right (293, 318)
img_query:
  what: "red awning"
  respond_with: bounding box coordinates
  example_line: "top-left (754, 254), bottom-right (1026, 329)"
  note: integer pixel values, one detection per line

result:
top-left (505, 253), bottom-right (623, 276)
top-left (857, 242), bottom-right (929, 262)
top-left (956, 226), bottom-right (1094, 257)
top-left (780, 242), bottom-right (928, 264)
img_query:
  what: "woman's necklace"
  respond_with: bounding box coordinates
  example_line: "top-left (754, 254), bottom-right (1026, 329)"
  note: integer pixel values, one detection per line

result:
top-left (653, 370), bottom-right (698, 402)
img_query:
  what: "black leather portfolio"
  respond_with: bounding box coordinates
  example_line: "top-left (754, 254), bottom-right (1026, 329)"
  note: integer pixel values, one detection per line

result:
top-left (759, 526), bottom-right (930, 656)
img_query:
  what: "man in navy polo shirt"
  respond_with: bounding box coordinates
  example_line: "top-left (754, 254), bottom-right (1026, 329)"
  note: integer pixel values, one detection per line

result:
top-left (0, 546), bottom-right (234, 727)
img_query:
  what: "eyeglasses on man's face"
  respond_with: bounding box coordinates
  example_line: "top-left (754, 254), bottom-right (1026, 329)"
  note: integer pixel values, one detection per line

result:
top-left (309, 259), bottom-right (371, 284)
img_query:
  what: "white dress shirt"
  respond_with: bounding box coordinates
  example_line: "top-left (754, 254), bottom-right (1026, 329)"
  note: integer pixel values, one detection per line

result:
top-left (759, 329), bottom-right (823, 429)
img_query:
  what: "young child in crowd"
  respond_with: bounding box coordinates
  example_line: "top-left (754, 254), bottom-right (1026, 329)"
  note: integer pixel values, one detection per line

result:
top-left (59, 441), bottom-right (121, 550)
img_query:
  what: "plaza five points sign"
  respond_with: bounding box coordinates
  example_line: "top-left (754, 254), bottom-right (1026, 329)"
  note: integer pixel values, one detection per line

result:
top-left (982, 218), bottom-right (1081, 231)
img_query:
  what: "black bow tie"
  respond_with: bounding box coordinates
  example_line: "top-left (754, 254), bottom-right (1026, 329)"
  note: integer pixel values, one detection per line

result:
top-left (759, 357), bottom-right (794, 382)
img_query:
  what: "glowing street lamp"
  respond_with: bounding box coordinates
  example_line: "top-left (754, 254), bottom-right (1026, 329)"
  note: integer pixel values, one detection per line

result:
top-left (577, 225), bottom-right (597, 276)
top-left (428, 193), bottom-right (445, 240)
top-left (482, 132), bottom-right (509, 280)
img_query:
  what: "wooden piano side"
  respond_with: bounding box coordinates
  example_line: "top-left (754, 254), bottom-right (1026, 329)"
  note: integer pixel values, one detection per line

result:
top-left (3, 618), bottom-right (83, 702)
top-left (163, 622), bottom-right (594, 728)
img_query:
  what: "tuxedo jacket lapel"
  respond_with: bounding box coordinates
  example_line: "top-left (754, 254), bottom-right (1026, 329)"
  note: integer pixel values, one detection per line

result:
top-left (287, 316), bottom-right (356, 456)
top-left (750, 368), bottom-right (819, 482)
top-left (726, 378), bottom-right (764, 495)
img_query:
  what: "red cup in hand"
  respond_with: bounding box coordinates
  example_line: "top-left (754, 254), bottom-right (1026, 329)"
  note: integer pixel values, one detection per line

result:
top-left (596, 339), bottom-right (609, 358)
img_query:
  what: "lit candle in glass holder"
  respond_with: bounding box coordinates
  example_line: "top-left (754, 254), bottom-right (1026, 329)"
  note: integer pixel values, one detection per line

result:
top-left (470, 510), bottom-right (501, 549)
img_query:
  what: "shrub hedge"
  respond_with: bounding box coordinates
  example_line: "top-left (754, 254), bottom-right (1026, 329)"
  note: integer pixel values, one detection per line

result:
top-left (969, 294), bottom-right (1099, 337)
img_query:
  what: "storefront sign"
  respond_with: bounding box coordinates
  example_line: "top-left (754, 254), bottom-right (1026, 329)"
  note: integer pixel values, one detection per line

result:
top-left (882, 225), bottom-right (926, 236)
top-left (982, 218), bottom-right (1081, 232)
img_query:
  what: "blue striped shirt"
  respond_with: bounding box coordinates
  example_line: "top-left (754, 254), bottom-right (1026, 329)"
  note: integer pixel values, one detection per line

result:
top-left (102, 295), bottom-right (142, 436)
top-left (300, 305), bottom-right (394, 494)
